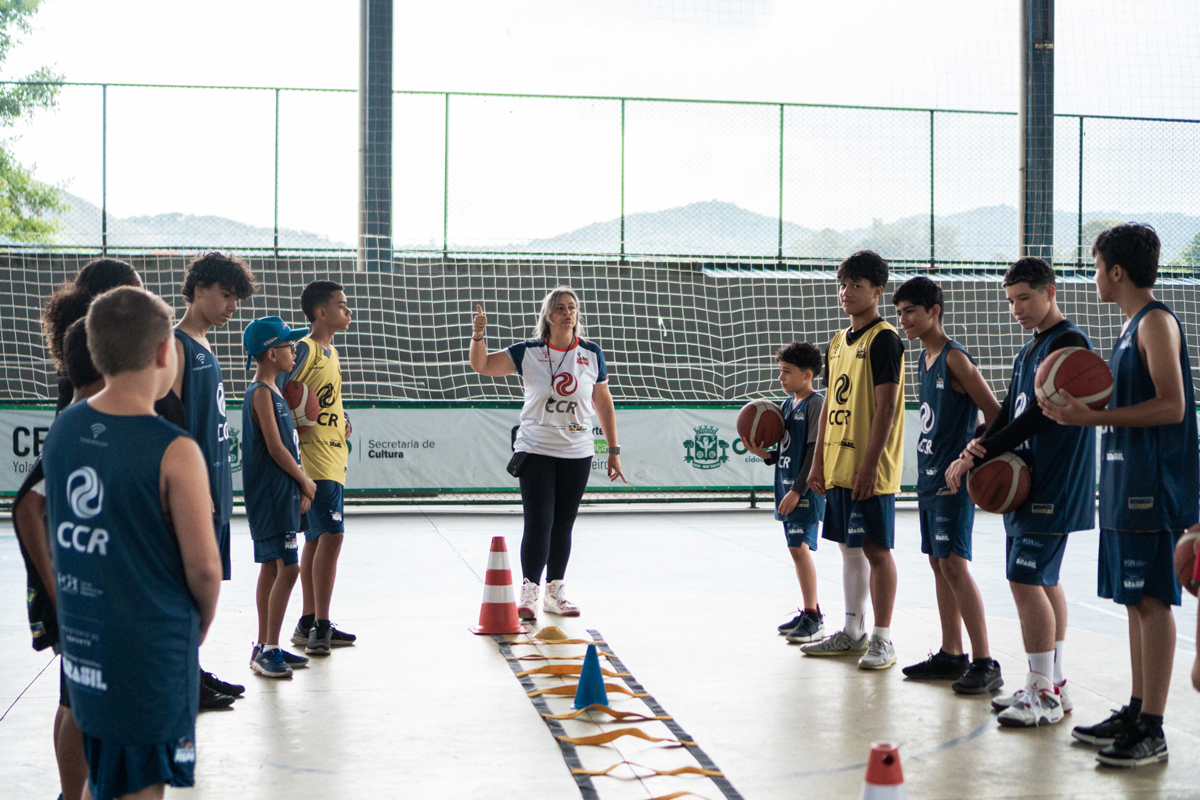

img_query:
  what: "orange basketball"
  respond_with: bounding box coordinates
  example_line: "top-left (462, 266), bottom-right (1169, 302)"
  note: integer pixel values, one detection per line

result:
top-left (283, 380), bottom-right (320, 434)
top-left (968, 452), bottom-right (1031, 514)
top-left (1035, 347), bottom-right (1113, 410)
top-left (1175, 526), bottom-right (1200, 598)
top-left (737, 400), bottom-right (786, 448)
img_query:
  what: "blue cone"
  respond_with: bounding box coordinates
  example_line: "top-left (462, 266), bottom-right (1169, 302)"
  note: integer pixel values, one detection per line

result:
top-left (573, 644), bottom-right (609, 710)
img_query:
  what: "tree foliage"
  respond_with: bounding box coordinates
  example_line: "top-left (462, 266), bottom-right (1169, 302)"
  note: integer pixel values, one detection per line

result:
top-left (0, 0), bottom-right (63, 242)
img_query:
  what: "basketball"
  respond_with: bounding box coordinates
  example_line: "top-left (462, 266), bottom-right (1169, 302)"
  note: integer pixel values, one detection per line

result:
top-left (283, 380), bottom-right (320, 434)
top-left (1034, 346), bottom-right (1113, 410)
top-left (737, 399), bottom-right (786, 448)
top-left (968, 452), bottom-right (1031, 514)
top-left (1175, 526), bottom-right (1200, 598)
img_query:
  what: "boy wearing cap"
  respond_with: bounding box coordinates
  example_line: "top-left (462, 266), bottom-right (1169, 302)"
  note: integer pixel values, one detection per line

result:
top-left (243, 317), bottom-right (317, 678)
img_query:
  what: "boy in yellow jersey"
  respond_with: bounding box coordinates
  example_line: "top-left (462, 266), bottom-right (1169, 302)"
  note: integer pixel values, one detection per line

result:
top-left (282, 281), bottom-right (357, 655)
top-left (804, 250), bottom-right (905, 669)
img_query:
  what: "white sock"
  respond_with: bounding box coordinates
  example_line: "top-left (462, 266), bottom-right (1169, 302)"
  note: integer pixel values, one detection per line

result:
top-left (1028, 650), bottom-right (1054, 680)
top-left (839, 543), bottom-right (870, 638)
top-left (263, 644), bottom-right (280, 652)
top-left (872, 626), bottom-right (891, 643)
top-left (1054, 640), bottom-right (1065, 685)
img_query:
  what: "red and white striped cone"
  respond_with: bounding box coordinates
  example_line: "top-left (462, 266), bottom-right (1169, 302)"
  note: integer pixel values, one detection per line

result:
top-left (470, 536), bottom-right (528, 635)
top-left (861, 741), bottom-right (905, 800)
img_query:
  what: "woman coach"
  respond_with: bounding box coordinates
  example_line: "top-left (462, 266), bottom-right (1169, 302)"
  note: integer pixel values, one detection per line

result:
top-left (469, 286), bottom-right (626, 619)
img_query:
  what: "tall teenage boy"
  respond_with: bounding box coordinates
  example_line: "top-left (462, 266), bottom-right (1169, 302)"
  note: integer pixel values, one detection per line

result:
top-left (1040, 224), bottom-right (1198, 766)
top-left (804, 250), bottom-right (905, 670)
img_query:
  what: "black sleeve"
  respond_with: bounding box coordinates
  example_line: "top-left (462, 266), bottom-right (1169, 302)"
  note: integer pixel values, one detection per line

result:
top-left (983, 391), bottom-right (1013, 440)
top-left (793, 394), bottom-right (824, 492)
top-left (869, 329), bottom-right (905, 386)
top-left (977, 331), bottom-right (1091, 462)
top-left (154, 390), bottom-right (187, 429)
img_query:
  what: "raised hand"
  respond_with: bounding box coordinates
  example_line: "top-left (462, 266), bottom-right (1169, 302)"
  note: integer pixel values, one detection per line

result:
top-left (473, 304), bottom-right (487, 338)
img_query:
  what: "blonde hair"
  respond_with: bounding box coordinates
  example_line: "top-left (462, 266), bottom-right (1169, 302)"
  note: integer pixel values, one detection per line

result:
top-left (85, 287), bottom-right (174, 376)
top-left (532, 285), bottom-right (586, 342)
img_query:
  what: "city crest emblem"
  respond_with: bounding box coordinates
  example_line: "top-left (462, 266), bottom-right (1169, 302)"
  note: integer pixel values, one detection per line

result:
top-left (684, 425), bottom-right (729, 470)
top-left (228, 428), bottom-right (242, 474)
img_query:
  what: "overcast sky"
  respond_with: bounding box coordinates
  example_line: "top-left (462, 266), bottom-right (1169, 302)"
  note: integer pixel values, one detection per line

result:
top-left (3, 1), bottom-right (1197, 247)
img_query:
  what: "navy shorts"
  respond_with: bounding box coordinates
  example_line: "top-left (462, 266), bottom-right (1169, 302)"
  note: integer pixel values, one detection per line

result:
top-left (783, 519), bottom-right (820, 550)
top-left (59, 658), bottom-right (70, 709)
top-left (821, 487), bottom-right (895, 549)
top-left (81, 731), bottom-right (196, 800)
top-left (919, 491), bottom-right (974, 560)
top-left (1006, 533), bottom-right (1069, 586)
top-left (254, 531), bottom-right (299, 565)
top-left (304, 480), bottom-right (345, 542)
top-left (1098, 529), bottom-right (1183, 607)
top-left (215, 519), bottom-right (231, 581)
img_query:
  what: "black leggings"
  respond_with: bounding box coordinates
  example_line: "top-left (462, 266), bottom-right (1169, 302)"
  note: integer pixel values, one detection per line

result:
top-left (518, 453), bottom-right (592, 583)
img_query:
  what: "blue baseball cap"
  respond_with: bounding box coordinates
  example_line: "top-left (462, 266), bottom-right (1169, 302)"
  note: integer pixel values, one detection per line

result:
top-left (243, 316), bottom-right (308, 370)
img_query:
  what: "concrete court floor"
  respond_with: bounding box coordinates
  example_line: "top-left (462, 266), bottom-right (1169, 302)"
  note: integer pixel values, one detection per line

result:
top-left (3, 503), bottom-right (1200, 800)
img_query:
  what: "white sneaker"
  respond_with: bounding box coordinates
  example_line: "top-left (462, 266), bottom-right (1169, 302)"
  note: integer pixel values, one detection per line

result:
top-left (997, 673), bottom-right (1064, 727)
top-left (517, 579), bottom-right (539, 620)
top-left (992, 678), bottom-right (1073, 712)
top-left (543, 580), bottom-right (580, 617)
top-left (1056, 679), bottom-right (1074, 713)
top-left (800, 629), bottom-right (869, 656)
top-left (858, 635), bottom-right (897, 670)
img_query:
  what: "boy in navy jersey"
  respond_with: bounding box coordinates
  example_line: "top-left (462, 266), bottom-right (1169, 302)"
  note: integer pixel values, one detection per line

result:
top-left (155, 252), bottom-right (257, 706)
top-left (745, 342), bottom-right (827, 643)
top-left (242, 317), bottom-right (317, 678)
top-left (893, 277), bottom-right (1003, 694)
top-left (44, 286), bottom-right (223, 800)
top-left (946, 258), bottom-right (1096, 728)
top-left (1039, 224), bottom-right (1198, 766)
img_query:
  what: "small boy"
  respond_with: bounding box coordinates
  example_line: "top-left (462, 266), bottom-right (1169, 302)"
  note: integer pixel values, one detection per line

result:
top-left (1039, 224), bottom-right (1198, 765)
top-left (745, 342), bottom-right (827, 643)
top-left (43, 286), bottom-right (223, 800)
top-left (243, 317), bottom-right (317, 678)
top-left (282, 281), bottom-right (357, 655)
top-left (803, 251), bottom-right (905, 670)
top-left (946, 258), bottom-right (1097, 728)
top-left (892, 276), bottom-right (1003, 694)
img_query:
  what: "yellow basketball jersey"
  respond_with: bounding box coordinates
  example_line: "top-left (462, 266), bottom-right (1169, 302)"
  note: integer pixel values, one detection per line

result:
top-left (292, 336), bottom-right (347, 484)
top-left (823, 321), bottom-right (905, 494)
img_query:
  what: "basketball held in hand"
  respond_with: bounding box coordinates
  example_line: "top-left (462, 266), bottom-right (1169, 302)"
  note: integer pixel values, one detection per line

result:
top-left (968, 452), bottom-right (1031, 514)
top-left (1035, 347), bottom-right (1113, 410)
top-left (283, 380), bottom-right (320, 434)
top-left (1175, 526), bottom-right (1200, 598)
top-left (737, 400), bottom-right (786, 448)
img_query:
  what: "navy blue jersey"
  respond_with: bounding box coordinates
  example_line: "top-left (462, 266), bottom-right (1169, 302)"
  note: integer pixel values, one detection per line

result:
top-left (916, 341), bottom-right (979, 504)
top-left (43, 403), bottom-right (199, 744)
top-left (1100, 301), bottom-right (1199, 531)
top-left (242, 382), bottom-right (302, 540)
top-left (176, 330), bottom-right (233, 525)
top-left (774, 392), bottom-right (826, 527)
top-left (1004, 320), bottom-right (1097, 535)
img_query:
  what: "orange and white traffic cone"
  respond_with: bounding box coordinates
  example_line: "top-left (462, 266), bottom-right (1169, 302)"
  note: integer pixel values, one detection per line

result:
top-left (470, 536), bottom-right (528, 635)
top-left (861, 741), bottom-right (905, 799)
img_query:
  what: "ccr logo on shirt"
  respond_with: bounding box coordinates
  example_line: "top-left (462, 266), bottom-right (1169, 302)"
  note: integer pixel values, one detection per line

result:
top-left (67, 467), bottom-right (104, 519)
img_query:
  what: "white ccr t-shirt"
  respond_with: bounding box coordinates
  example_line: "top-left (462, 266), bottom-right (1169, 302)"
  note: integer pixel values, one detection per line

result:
top-left (505, 338), bottom-right (609, 459)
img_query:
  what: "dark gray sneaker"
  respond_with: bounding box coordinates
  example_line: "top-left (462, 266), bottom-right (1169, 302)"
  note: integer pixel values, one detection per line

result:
top-left (1096, 720), bottom-right (1168, 767)
top-left (1073, 705), bottom-right (1137, 746)
top-left (291, 619), bottom-right (312, 648)
top-left (902, 649), bottom-right (970, 680)
top-left (952, 658), bottom-right (1003, 694)
top-left (328, 623), bottom-right (357, 647)
top-left (784, 610), bottom-right (825, 643)
top-left (306, 620), bottom-right (332, 655)
top-left (777, 611), bottom-right (805, 635)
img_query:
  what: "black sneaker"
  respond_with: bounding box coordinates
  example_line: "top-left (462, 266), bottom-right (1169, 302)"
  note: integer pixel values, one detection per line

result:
top-left (902, 649), bottom-right (970, 680)
top-left (201, 669), bottom-right (245, 697)
top-left (291, 618), bottom-right (313, 648)
top-left (306, 620), bottom-right (332, 655)
top-left (1073, 705), bottom-right (1137, 746)
top-left (328, 623), bottom-right (357, 647)
top-left (777, 611), bottom-right (805, 635)
top-left (952, 658), bottom-right (1003, 694)
top-left (1096, 720), bottom-right (1168, 767)
top-left (199, 681), bottom-right (236, 710)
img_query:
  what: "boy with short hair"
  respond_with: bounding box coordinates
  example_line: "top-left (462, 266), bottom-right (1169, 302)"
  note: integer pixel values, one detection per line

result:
top-left (946, 257), bottom-right (1096, 728)
top-left (745, 342), bottom-right (827, 642)
top-left (803, 250), bottom-right (905, 670)
top-left (893, 276), bottom-right (1003, 694)
top-left (44, 286), bottom-right (223, 800)
top-left (283, 280), bottom-right (357, 655)
top-left (243, 317), bottom-right (318, 678)
top-left (155, 251), bottom-right (258, 706)
top-left (1039, 224), bottom-right (1198, 766)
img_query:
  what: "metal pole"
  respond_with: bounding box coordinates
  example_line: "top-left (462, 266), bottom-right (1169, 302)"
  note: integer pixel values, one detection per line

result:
top-left (929, 110), bottom-right (935, 268)
top-left (443, 93), bottom-right (449, 256)
top-left (620, 98), bottom-right (626, 264)
top-left (274, 88), bottom-right (280, 257)
top-left (357, 0), bottom-right (393, 271)
top-left (778, 104), bottom-right (784, 265)
top-left (101, 84), bottom-right (107, 255)
top-left (1077, 115), bottom-right (1084, 268)
top-left (1018, 0), bottom-right (1055, 261)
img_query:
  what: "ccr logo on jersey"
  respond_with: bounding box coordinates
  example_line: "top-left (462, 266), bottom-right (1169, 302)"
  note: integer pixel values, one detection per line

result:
top-left (67, 467), bottom-right (104, 519)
